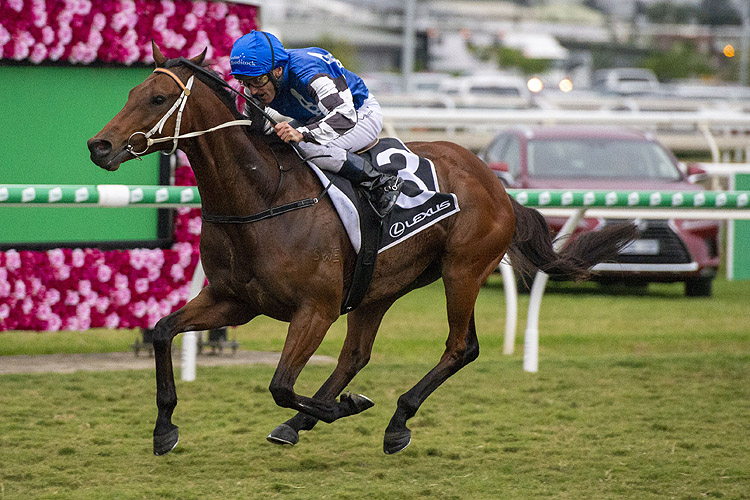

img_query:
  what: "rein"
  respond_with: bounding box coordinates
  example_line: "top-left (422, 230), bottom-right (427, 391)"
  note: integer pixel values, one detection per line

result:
top-left (132, 62), bottom-right (332, 225)
top-left (126, 68), bottom-right (254, 158)
top-left (171, 57), bottom-right (308, 162)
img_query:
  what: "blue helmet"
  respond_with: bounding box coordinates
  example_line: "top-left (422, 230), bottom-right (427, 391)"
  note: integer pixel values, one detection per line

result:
top-left (230, 31), bottom-right (289, 77)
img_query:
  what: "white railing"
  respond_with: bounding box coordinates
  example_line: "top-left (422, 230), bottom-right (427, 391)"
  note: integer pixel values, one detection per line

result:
top-left (503, 189), bottom-right (750, 374)
top-left (380, 107), bottom-right (750, 159)
top-left (5, 185), bottom-right (750, 379)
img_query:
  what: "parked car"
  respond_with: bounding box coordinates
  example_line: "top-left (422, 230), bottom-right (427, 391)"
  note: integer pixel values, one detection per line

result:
top-left (480, 125), bottom-right (720, 296)
top-left (591, 68), bottom-right (661, 96)
top-left (437, 74), bottom-right (533, 108)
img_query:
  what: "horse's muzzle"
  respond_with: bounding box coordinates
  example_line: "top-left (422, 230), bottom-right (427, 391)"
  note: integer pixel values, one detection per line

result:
top-left (87, 138), bottom-right (121, 171)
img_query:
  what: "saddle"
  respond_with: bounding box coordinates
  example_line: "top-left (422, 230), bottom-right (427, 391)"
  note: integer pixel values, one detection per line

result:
top-left (306, 138), bottom-right (460, 314)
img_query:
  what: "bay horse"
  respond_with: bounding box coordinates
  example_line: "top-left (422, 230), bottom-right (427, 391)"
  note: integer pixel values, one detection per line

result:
top-left (88, 45), bottom-right (637, 456)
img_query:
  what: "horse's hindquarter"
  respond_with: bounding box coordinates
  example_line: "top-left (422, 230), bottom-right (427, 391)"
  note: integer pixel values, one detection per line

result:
top-left (410, 141), bottom-right (514, 265)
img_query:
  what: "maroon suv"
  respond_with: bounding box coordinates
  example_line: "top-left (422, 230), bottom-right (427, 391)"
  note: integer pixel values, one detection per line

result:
top-left (481, 125), bottom-right (720, 296)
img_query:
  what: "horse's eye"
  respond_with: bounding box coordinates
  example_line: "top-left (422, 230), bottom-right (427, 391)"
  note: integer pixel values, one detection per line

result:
top-left (151, 95), bottom-right (167, 106)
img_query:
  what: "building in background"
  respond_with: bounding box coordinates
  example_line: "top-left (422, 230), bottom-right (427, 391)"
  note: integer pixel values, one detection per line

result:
top-left (246, 0), bottom-right (749, 89)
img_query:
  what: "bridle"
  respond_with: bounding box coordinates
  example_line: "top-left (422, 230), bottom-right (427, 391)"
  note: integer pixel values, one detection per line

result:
top-left (127, 62), bottom-right (332, 224)
top-left (125, 67), bottom-right (254, 159)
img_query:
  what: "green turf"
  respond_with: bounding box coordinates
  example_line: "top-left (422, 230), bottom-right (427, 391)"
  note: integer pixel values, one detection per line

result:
top-left (1, 276), bottom-right (749, 499)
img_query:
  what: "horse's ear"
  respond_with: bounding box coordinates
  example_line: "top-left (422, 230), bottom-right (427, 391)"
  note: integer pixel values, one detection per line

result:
top-left (152, 40), bottom-right (167, 67)
top-left (189, 47), bottom-right (207, 66)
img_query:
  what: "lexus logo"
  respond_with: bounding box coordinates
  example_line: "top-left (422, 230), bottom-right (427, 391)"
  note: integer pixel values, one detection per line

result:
top-left (390, 221), bottom-right (405, 238)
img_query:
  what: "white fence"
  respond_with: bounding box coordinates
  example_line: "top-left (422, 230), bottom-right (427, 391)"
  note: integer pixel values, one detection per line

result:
top-left (4, 184), bottom-right (750, 379)
top-left (380, 106), bottom-right (750, 159)
top-left (502, 188), bottom-right (750, 374)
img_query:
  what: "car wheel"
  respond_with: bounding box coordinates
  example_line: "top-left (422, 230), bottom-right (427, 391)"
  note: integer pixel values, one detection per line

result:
top-left (685, 277), bottom-right (713, 297)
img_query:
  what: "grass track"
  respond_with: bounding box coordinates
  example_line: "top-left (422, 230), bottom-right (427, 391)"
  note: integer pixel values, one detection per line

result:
top-left (1, 276), bottom-right (749, 499)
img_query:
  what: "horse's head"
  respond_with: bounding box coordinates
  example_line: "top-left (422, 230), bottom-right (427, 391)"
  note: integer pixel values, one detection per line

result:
top-left (87, 42), bottom-right (209, 171)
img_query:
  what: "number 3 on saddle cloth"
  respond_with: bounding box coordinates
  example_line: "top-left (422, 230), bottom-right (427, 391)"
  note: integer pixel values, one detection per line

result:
top-left (305, 137), bottom-right (461, 313)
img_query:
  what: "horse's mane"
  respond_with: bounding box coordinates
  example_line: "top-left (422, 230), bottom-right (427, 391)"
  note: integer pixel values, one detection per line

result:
top-left (163, 58), bottom-right (245, 121)
top-left (163, 58), bottom-right (293, 151)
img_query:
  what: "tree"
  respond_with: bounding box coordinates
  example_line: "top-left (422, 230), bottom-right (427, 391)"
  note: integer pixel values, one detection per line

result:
top-left (641, 42), bottom-right (714, 81)
top-left (494, 46), bottom-right (551, 75)
top-left (312, 37), bottom-right (358, 73)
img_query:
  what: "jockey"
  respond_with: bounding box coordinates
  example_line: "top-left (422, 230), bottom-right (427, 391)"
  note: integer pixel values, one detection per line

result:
top-left (230, 30), bottom-right (403, 218)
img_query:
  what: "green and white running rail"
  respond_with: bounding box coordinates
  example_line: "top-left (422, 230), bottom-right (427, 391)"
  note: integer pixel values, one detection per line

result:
top-left (502, 189), bottom-right (750, 374)
top-left (507, 189), bottom-right (749, 209)
top-left (3, 185), bottom-right (750, 211)
top-left (2, 184), bottom-right (749, 211)
top-left (0, 184), bottom-right (201, 207)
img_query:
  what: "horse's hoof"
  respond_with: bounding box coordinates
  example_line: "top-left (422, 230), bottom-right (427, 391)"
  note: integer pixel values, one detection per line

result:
top-left (267, 423), bottom-right (299, 446)
top-left (153, 426), bottom-right (179, 456)
top-left (383, 429), bottom-right (411, 455)
top-left (340, 392), bottom-right (374, 415)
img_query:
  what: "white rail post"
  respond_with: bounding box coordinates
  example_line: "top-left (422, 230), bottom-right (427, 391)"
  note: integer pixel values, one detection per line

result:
top-left (500, 260), bottom-right (518, 355)
top-left (180, 259), bottom-right (206, 382)
top-left (523, 209), bottom-right (586, 373)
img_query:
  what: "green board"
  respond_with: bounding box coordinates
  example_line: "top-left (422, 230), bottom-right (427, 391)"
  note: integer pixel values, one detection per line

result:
top-left (733, 174), bottom-right (750, 280)
top-left (0, 64), bottom-right (167, 248)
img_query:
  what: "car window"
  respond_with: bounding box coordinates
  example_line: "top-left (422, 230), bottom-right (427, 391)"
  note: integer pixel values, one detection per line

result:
top-left (487, 135), bottom-right (521, 178)
top-left (503, 136), bottom-right (522, 177)
top-left (485, 136), bottom-right (508, 164)
top-left (469, 86), bottom-right (521, 97)
top-left (527, 139), bottom-right (681, 180)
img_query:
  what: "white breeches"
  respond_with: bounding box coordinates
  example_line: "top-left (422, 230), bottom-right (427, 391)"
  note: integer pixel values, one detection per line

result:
top-left (295, 95), bottom-right (383, 173)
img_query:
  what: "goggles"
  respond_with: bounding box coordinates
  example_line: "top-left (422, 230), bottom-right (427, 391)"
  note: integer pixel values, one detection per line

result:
top-left (239, 73), bottom-right (271, 88)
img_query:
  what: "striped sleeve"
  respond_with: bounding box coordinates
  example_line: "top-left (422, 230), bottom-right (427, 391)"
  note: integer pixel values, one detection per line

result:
top-left (296, 74), bottom-right (358, 144)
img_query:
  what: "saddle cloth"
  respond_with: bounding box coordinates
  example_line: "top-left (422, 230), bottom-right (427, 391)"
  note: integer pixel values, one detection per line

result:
top-left (306, 137), bottom-right (460, 254)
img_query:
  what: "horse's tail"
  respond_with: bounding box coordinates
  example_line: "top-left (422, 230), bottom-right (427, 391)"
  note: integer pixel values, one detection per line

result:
top-left (505, 197), bottom-right (639, 282)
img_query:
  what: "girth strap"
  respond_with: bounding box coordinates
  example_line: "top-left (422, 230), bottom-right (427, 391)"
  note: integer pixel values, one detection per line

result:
top-left (340, 187), bottom-right (383, 314)
top-left (200, 181), bottom-right (332, 224)
top-left (201, 197), bottom-right (318, 224)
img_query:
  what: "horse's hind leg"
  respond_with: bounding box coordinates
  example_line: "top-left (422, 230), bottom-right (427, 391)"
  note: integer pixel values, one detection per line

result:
top-left (151, 285), bottom-right (254, 456)
top-left (383, 254), bottom-right (495, 454)
top-left (384, 308), bottom-right (480, 454)
top-left (267, 300), bottom-right (392, 445)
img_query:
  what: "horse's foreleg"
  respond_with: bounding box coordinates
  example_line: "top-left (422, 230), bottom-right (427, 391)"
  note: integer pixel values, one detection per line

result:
top-left (269, 302), bottom-right (383, 425)
top-left (267, 306), bottom-right (336, 420)
top-left (151, 285), bottom-right (254, 456)
top-left (267, 300), bottom-right (392, 445)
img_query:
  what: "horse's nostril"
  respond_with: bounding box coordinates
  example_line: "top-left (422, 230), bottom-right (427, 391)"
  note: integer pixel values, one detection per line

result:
top-left (88, 138), bottom-right (112, 159)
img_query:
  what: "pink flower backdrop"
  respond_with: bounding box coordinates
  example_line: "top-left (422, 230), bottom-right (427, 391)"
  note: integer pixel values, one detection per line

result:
top-left (1, 0), bottom-right (256, 70)
top-left (0, 0), bottom-right (257, 331)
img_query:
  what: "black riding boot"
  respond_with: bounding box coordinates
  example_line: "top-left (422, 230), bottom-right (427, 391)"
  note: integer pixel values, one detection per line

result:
top-left (339, 151), bottom-right (403, 218)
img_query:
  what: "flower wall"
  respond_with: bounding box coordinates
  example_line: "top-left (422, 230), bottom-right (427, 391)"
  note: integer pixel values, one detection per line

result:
top-left (0, 0), bottom-right (258, 331)
top-left (1, 0), bottom-right (257, 72)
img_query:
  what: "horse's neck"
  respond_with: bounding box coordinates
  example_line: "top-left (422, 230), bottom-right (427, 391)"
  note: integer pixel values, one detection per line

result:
top-left (182, 128), bottom-right (281, 217)
top-left (179, 85), bottom-right (317, 217)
